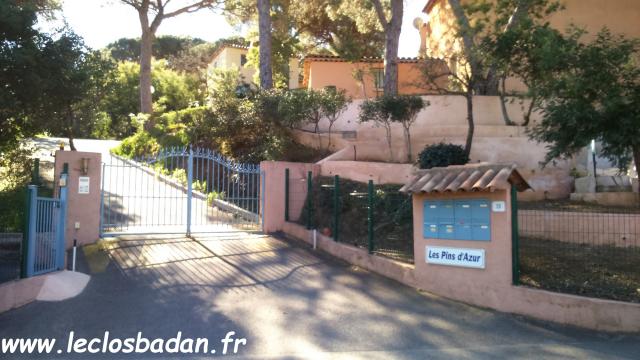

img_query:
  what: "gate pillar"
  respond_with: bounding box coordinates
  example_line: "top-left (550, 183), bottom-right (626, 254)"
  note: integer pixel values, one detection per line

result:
top-left (53, 151), bottom-right (102, 248)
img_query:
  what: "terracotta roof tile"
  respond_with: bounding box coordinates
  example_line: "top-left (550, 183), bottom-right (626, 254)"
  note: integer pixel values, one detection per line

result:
top-left (303, 55), bottom-right (422, 63)
top-left (400, 163), bottom-right (532, 194)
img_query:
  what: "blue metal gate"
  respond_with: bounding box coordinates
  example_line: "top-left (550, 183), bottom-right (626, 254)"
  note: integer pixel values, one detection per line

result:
top-left (25, 176), bottom-right (68, 277)
top-left (100, 147), bottom-right (262, 236)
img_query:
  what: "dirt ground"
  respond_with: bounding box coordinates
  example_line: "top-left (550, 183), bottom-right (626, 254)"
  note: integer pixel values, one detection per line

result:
top-left (519, 237), bottom-right (640, 303)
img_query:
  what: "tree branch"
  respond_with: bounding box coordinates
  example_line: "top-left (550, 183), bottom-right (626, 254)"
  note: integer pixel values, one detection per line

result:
top-left (162, 0), bottom-right (219, 19)
top-left (370, 0), bottom-right (388, 29)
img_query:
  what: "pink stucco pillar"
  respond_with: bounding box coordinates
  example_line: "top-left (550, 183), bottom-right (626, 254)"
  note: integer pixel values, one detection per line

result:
top-left (412, 189), bottom-right (514, 304)
top-left (53, 150), bottom-right (102, 248)
top-left (260, 161), bottom-right (320, 233)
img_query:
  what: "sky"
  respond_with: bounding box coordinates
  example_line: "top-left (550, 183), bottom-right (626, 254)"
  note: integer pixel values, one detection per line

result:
top-left (41, 0), bottom-right (425, 58)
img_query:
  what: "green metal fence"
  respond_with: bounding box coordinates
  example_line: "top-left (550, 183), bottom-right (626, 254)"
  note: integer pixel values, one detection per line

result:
top-left (288, 172), bottom-right (413, 263)
top-left (517, 199), bottom-right (640, 302)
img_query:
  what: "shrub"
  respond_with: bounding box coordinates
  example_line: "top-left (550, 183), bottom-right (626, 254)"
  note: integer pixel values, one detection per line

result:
top-left (0, 147), bottom-right (34, 232)
top-left (112, 131), bottom-right (160, 159)
top-left (417, 143), bottom-right (469, 169)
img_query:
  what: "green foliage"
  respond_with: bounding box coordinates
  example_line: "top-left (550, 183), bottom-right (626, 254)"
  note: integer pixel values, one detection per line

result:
top-left (115, 70), bottom-right (327, 164)
top-left (105, 35), bottom-right (206, 63)
top-left (225, 0), bottom-right (384, 73)
top-left (193, 180), bottom-right (207, 193)
top-left (417, 143), bottom-right (469, 169)
top-left (0, 0), bottom-right (43, 151)
top-left (360, 95), bottom-right (427, 162)
top-left (102, 60), bottom-right (204, 138)
top-left (112, 131), bottom-right (160, 159)
top-left (360, 95), bottom-right (426, 127)
top-left (527, 29), bottom-right (640, 176)
top-left (0, 2), bottom-right (109, 150)
top-left (171, 168), bottom-right (187, 185)
top-left (37, 31), bottom-right (118, 146)
top-left (0, 146), bottom-right (34, 232)
top-left (207, 191), bottom-right (225, 204)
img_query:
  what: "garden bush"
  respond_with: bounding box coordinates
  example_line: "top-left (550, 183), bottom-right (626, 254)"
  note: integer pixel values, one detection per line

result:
top-left (299, 177), bottom-right (414, 262)
top-left (0, 147), bottom-right (35, 232)
top-left (417, 143), bottom-right (469, 169)
top-left (112, 131), bottom-right (160, 159)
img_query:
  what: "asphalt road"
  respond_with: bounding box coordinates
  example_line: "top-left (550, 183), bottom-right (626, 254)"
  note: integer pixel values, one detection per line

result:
top-left (1, 233), bottom-right (638, 359)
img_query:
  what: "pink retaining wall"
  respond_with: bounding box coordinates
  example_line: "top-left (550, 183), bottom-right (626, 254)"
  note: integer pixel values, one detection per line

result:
top-left (282, 222), bottom-right (418, 288)
top-left (413, 190), bottom-right (640, 332)
top-left (281, 218), bottom-right (640, 332)
top-left (53, 151), bottom-right (102, 248)
top-left (263, 160), bottom-right (640, 332)
top-left (519, 210), bottom-right (640, 247)
top-left (0, 275), bottom-right (46, 313)
top-left (320, 160), bottom-right (415, 185)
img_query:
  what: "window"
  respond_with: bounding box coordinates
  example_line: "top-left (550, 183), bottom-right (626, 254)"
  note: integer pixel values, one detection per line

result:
top-left (372, 68), bottom-right (384, 90)
top-left (240, 54), bottom-right (247, 67)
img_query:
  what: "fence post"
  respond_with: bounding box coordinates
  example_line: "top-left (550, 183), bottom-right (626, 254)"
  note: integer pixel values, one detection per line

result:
top-left (186, 147), bottom-right (193, 236)
top-left (25, 185), bottom-right (37, 278)
top-left (31, 158), bottom-right (40, 185)
top-left (99, 162), bottom-right (105, 237)
top-left (20, 189), bottom-right (31, 278)
top-left (56, 175), bottom-right (68, 270)
top-left (367, 180), bottom-right (374, 254)
top-left (284, 168), bottom-right (290, 222)
top-left (306, 171), bottom-right (312, 230)
top-left (511, 184), bottom-right (520, 285)
top-left (332, 175), bottom-right (340, 242)
top-left (260, 170), bottom-right (266, 232)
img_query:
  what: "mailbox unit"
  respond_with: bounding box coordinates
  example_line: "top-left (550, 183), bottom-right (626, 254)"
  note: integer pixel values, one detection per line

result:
top-left (423, 199), bottom-right (491, 241)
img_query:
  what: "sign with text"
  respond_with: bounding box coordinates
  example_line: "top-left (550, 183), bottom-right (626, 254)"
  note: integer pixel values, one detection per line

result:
top-left (426, 246), bottom-right (485, 269)
top-left (78, 176), bottom-right (90, 194)
top-left (491, 201), bottom-right (506, 212)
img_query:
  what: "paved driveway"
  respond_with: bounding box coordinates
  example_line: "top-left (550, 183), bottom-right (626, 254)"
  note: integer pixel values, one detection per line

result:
top-left (1, 233), bottom-right (639, 359)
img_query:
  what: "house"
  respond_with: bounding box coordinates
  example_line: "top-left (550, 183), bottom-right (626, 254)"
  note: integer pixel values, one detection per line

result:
top-left (302, 55), bottom-right (447, 99)
top-left (208, 42), bottom-right (301, 89)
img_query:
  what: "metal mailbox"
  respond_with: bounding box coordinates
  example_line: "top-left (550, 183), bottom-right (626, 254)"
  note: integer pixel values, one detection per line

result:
top-left (423, 198), bottom-right (491, 241)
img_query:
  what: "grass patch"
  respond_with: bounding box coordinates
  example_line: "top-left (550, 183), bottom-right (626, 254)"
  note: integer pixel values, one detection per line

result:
top-left (519, 237), bottom-right (640, 302)
top-left (519, 199), bottom-right (640, 213)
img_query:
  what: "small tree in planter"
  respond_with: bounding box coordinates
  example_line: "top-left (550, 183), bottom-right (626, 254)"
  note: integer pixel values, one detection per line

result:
top-left (320, 87), bottom-right (351, 151)
top-left (389, 95), bottom-right (428, 162)
top-left (360, 97), bottom-right (395, 161)
top-left (418, 143), bottom-right (469, 169)
top-left (359, 95), bottom-right (427, 162)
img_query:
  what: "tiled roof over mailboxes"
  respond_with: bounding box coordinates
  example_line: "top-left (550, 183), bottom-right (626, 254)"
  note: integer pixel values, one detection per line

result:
top-left (400, 163), bottom-right (532, 194)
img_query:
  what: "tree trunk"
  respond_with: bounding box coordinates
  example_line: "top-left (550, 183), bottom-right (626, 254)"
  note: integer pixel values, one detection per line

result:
top-left (464, 91), bottom-right (474, 158)
top-left (66, 107), bottom-right (76, 151)
top-left (383, 0), bottom-right (403, 96)
top-left (633, 145), bottom-right (640, 181)
top-left (402, 125), bottom-right (412, 163)
top-left (140, 29), bottom-right (154, 125)
top-left (523, 95), bottom-right (536, 126)
top-left (499, 77), bottom-right (515, 125)
top-left (448, 0), bottom-right (482, 87)
top-left (327, 122), bottom-right (334, 150)
top-left (258, 0), bottom-right (273, 89)
top-left (385, 123), bottom-right (394, 162)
